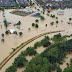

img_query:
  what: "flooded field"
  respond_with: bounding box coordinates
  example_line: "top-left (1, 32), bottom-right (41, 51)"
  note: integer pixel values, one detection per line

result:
top-left (0, 8), bottom-right (72, 72)
top-left (60, 53), bottom-right (72, 71)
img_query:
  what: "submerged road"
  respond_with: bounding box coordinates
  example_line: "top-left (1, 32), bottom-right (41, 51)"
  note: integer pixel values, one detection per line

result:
top-left (0, 30), bottom-right (65, 69)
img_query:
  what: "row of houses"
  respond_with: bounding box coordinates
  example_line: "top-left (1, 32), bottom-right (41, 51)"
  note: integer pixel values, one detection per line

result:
top-left (0, 0), bottom-right (15, 7)
top-left (0, 0), bottom-right (29, 7)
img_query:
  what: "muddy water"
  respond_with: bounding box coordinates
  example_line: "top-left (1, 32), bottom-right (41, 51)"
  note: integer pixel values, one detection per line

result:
top-left (60, 53), bottom-right (72, 71)
top-left (0, 8), bottom-right (72, 72)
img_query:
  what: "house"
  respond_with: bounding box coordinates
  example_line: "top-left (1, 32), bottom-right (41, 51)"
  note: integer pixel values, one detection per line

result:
top-left (19, 8), bottom-right (34, 13)
top-left (9, 29), bottom-right (16, 34)
top-left (0, 0), bottom-right (15, 7)
top-left (57, 10), bottom-right (64, 14)
top-left (17, 0), bottom-right (29, 7)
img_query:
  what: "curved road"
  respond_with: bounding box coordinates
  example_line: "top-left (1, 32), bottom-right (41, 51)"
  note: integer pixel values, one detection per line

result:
top-left (0, 30), bottom-right (65, 69)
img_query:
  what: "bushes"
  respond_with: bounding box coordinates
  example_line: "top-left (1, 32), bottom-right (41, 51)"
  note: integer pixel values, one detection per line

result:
top-left (5, 30), bottom-right (9, 34)
top-left (26, 47), bottom-right (37, 55)
top-left (50, 22), bottom-right (54, 25)
top-left (1, 33), bottom-right (4, 37)
top-left (63, 67), bottom-right (72, 72)
top-left (34, 42), bottom-right (41, 49)
top-left (50, 14), bottom-right (55, 18)
top-left (40, 16), bottom-right (45, 20)
top-left (17, 21), bottom-right (21, 25)
top-left (69, 18), bottom-right (71, 21)
top-left (13, 56), bottom-right (28, 67)
top-left (32, 23), bottom-right (39, 28)
top-left (43, 41), bottom-right (51, 47)
top-left (24, 55), bottom-right (53, 72)
top-left (56, 21), bottom-right (59, 24)
top-left (35, 19), bottom-right (39, 23)
top-left (57, 66), bottom-right (62, 72)
top-left (35, 24), bottom-right (38, 28)
top-left (19, 32), bottom-right (23, 36)
top-left (1, 39), bottom-right (5, 42)
top-left (32, 23), bottom-right (35, 26)
top-left (5, 65), bottom-right (17, 72)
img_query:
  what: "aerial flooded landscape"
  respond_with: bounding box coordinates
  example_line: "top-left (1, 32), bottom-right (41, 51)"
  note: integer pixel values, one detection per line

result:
top-left (0, 0), bottom-right (72, 72)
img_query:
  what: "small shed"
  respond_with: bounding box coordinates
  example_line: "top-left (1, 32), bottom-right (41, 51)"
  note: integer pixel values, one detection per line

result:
top-left (32, 13), bottom-right (41, 17)
top-left (9, 29), bottom-right (16, 33)
top-left (57, 11), bottom-right (64, 15)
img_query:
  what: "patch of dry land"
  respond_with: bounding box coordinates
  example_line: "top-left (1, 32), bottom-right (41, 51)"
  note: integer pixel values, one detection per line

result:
top-left (0, 8), bottom-right (72, 72)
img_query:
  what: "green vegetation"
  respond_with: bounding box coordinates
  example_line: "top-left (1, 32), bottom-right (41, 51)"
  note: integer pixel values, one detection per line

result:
top-left (19, 32), bottom-right (23, 36)
top-left (69, 18), bottom-right (71, 21)
top-left (35, 19), bottom-right (39, 23)
top-left (45, 24), bottom-right (47, 26)
top-left (5, 33), bottom-right (72, 72)
top-left (25, 47), bottom-right (37, 55)
top-left (3, 19), bottom-right (8, 29)
top-left (40, 16), bottom-right (45, 20)
top-left (10, 11), bottom-right (25, 16)
top-left (5, 65), bottom-right (17, 72)
top-left (35, 24), bottom-right (39, 28)
top-left (1, 33), bottom-right (4, 37)
top-left (63, 58), bottom-right (72, 72)
top-left (1, 39), bottom-right (5, 42)
top-left (32, 23), bottom-right (35, 26)
top-left (13, 56), bottom-right (28, 67)
top-left (5, 30), bottom-right (9, 34)
top-left (50, 22), bottom-right (54, 25)
top-left (50, 14), bottom-right (55, 18)
top-left (56, 21), bottom-right (59, 24)
top-left (17, 21), bottom-right (21, 25)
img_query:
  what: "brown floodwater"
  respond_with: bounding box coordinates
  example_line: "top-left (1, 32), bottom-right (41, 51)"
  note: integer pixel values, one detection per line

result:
top-left (60, 53), bottom-right (72, 71)
top-left (0, 8), bottom-right (72, 72)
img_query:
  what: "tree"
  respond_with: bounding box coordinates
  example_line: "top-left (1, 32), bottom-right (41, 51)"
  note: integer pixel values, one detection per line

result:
top-left (26, 47), bottom-right (37, 55)
top-left (45, 24), bottom-right (47, 26)
top-left (57, 66), bottom-right (62, 72)
top-left (17, 21), bottom-right (21, 25)
top-left (14, 31), bottom-right (17, 35)
top-left (1, 39), bottom-right (5, 42)
top-left (52, 33), bottom-right (66, 44)
top-left (32, 23), bottom-right (35, 26)
top-left (50, 22), bottom-right (54, 25)
top-left (56, 17), bottom-right (58, 19)
top-left (35, 24), bottom-right (38, 28)
top-left (3, 19), bottom-right (8, 29)
top-left (19, 32), bottom-right (23, 36)
top-left (56, 21), bottom-right (59, 24)
top-left (1, 33), bottom-right (4, 37)
top-left (69, 18), bottom-right (71, 21)
top-left (34, 42), bottom-right (41, 49)
top-left (40, 16), bottom-right (45, 20)
top-left (5, 65), bottom-right (17, 72)
top-left (63, 67), bottom-right (72, 72)
top-left (35, 19), bottom-right (39, 23)
top-left (13, 56), bottom-right (28, 67)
